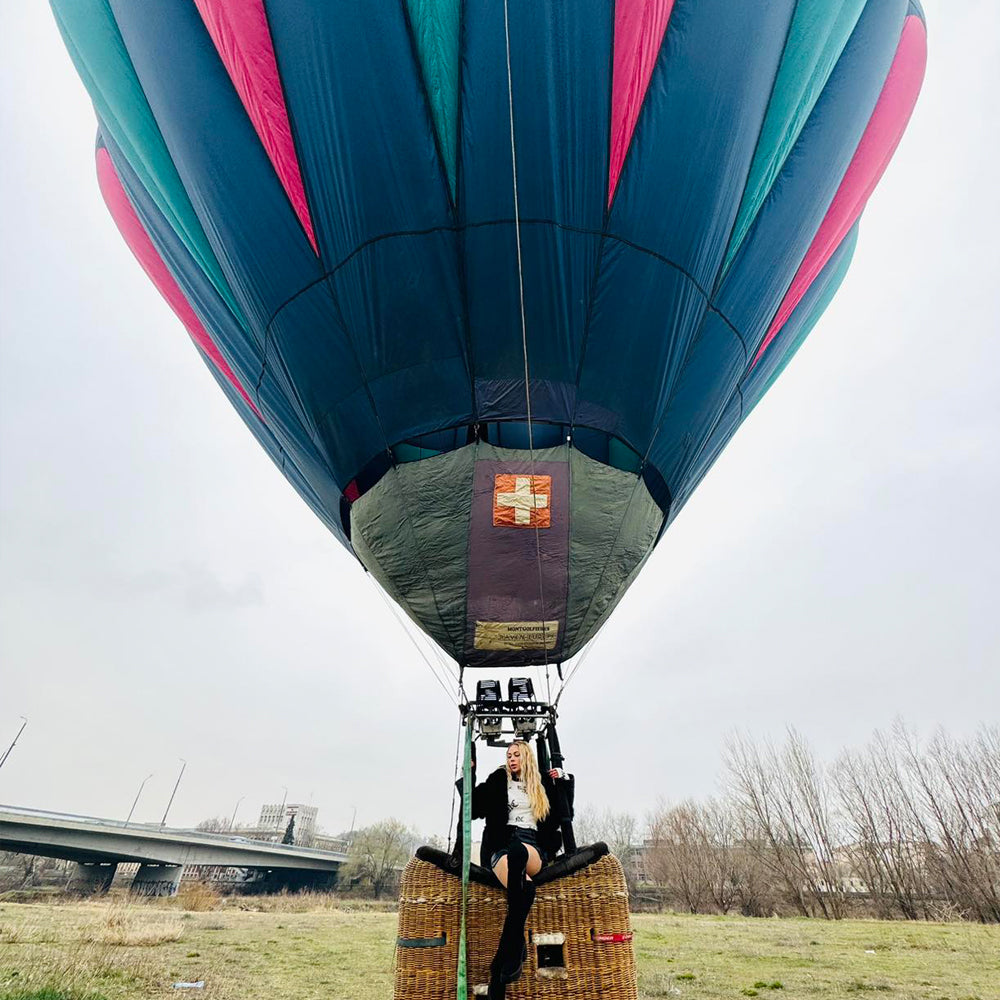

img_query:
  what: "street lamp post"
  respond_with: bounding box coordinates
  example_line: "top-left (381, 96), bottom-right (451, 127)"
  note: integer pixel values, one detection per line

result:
top-left (276, 785), bottom-right (288, 835)
top-left (160, 758), bottom-right (187, 828)
top-left (229, 795), bottom-right (245, 831)
top-left (125, 772), bottom-right (154, 827)
top-left (0, 717), bottom-right (28, 772)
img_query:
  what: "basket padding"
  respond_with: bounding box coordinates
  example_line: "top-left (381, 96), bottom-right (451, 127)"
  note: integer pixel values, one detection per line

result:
top-left (414, 842), bottom-right (609, 888)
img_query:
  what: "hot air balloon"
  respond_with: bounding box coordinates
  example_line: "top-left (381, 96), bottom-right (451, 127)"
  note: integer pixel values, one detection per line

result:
top-left (52, 1), bottom-right (926, 994)
top-left (50, 0), bottom-right (926, 678)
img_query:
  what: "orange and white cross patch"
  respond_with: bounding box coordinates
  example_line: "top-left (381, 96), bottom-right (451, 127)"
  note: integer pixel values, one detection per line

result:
top-left (493, 474), bottom-right (552, 528)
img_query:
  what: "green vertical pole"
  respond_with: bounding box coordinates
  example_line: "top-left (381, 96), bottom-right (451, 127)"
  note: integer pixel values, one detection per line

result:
top-left (456, 719), bottom-right (472, 999)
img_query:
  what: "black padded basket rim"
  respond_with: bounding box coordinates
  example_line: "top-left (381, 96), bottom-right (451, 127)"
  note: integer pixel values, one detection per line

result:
top-left (414, 842), bottom-right (609, 888)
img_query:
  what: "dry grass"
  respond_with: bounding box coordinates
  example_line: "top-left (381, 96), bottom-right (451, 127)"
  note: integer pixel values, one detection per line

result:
top-left (153, 885), bottom-right (397, 915)
top-left (219, 891), bottom-right (397, 914)
top-left (0, 924), bottom-right (24, 945)
top-left (0, 898), bottom-right (997, 1000)
top-left (171, 883), bottom-right (220, 913)
top-left (82, 901), bottom-right (183, 948)
top-left (0, 921), bottom-right (60, 947)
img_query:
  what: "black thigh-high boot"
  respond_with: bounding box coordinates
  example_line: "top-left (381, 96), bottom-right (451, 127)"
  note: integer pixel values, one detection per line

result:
top-left (490, 839), bottom-right (537, 987)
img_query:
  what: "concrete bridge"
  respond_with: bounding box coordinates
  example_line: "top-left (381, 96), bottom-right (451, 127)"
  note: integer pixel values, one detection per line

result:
top-left (0, 804), bottom-right (349, 895)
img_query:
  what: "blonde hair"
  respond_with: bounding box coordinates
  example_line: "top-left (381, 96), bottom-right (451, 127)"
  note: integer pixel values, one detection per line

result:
top-left (506, 740), bottom-right (550, 822)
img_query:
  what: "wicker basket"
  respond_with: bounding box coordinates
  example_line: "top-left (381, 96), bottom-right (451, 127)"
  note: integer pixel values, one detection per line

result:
top-left (394, 853), bottom-right (636, 1000)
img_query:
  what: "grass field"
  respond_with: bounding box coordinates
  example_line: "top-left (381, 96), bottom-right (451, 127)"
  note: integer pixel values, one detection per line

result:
top-left (0, 895), bottom-right (996, 1000)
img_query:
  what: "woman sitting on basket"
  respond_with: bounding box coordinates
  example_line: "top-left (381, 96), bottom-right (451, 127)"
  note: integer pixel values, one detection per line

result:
top-left (465, 739), bottom-right (567, 996)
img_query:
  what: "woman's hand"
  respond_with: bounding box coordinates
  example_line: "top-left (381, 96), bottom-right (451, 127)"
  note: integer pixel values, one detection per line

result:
top-left (548, 767), bottom-right (565, 780)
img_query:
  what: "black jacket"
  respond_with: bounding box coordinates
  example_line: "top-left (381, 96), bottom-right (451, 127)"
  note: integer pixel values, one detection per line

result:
top-left (458, 766), bottom-right (570, 870)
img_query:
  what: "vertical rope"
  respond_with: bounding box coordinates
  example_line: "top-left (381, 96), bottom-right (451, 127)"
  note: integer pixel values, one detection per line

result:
top-left (503, 0), bottom-right (530, 439)
top-left (503, 0), bottom-right (553, 677)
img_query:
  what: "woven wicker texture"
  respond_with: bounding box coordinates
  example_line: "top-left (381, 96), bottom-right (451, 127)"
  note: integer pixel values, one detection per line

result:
top-left (394, 854), bottom-right (637, 1000)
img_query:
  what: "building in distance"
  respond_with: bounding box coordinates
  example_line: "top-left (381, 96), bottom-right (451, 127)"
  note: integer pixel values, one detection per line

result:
top-left (256, 803), bottom-right (318, 845)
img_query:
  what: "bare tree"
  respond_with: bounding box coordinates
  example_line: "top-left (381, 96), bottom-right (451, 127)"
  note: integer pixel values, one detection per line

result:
top-left (898, 723), bottom-right (1000, 922)
top-left (778, 730), bottom-right (846, 918)
top-left (605, 810), bottom-right (640, 895)
top-left (18, 853), bottom-right (37, 888)
top-left (195, 816), bottom-right (230, 833)
top-left (642, 792), bottom-right (784, 916)
top-left (724, 732), bottom-right (811, 916)
top-left (572, 804), bottom-right (604, 849)
top-left (829, 721), bottom-right (1000, 923)
top-left (645, 801), bottom-right (714, 913)
top-left (833, 730), bottom-right (932, 919)
top-left (343, 818), bottom-right (417, 899)
top-left (572, 806), bottom-right (641, 895)
top-left (728, 817), bottom-right (782, 917)
top-left (700, 797), bottom-right (741, 914)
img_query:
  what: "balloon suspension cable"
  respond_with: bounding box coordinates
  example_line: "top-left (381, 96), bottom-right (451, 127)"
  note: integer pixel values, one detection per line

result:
top-left (503, 0), bottom-right (552, 683)
top-left (410, 600), bottom-right (463, 693)
top-left (555, 415), bottom-right (666, 706)
top-left (367, 575), bottom-right (461, 707)
top-left (554, 623), bottom-right (607, 706)
top-left (439, 644), bottom-right (466, 699)
top-left (446, 666), bottom-right (466, 853)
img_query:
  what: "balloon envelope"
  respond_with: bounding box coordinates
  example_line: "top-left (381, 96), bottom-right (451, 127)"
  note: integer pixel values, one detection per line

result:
top-left (52, 0), bottom-right (926, 668)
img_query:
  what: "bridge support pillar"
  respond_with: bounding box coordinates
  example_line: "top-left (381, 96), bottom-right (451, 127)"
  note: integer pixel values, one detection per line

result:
top-left (131, 863), bottom-right (183, 897)
top-left (69, 861), bottom-right (118, 894)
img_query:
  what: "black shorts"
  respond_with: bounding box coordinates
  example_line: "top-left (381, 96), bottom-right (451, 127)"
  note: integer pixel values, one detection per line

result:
top-left (490, 826), bottom-right (543, 868)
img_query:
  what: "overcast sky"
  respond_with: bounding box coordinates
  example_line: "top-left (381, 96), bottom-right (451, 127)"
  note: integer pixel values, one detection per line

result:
top-left (1, 3), bottom-right (997, 842)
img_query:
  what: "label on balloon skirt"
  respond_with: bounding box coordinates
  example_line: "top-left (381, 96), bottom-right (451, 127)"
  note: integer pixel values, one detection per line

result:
top-left (465, 458), bottom-right (569, 663)
top-left (473, 620), bottom-right (560, 651)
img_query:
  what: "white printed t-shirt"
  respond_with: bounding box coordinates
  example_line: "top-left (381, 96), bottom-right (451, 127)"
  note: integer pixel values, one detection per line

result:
top-left (507, 777), bottom-right (535, 829)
